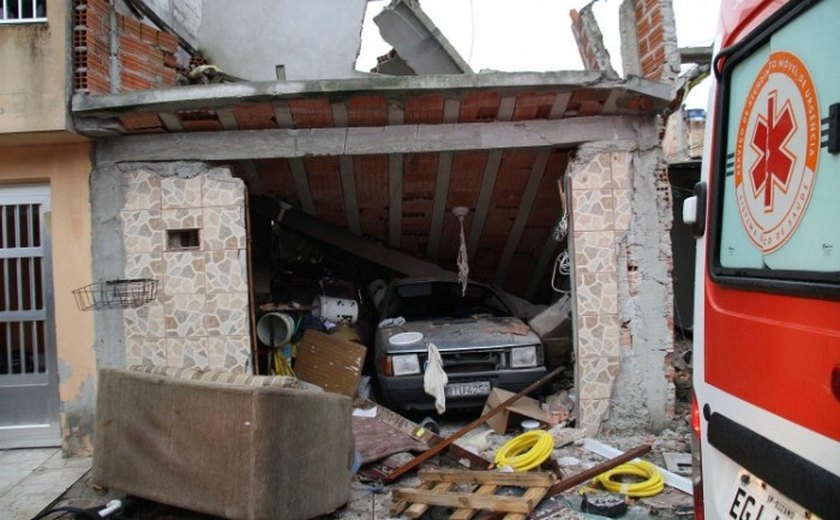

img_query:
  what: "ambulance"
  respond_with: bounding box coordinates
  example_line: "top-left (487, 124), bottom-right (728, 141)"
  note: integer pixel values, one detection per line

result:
top-left (685, 0), bottom-right (840, 518)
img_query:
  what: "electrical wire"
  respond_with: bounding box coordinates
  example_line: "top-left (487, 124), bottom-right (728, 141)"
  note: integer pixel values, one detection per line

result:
top-left (585, 460), bottom-right (665, 498)
top-left (494, 430), bottom-right (555, 472)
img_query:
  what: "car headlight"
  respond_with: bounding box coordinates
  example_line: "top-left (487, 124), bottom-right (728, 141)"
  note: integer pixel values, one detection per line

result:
top-left (390, 354), bottom-right (421, 376)
top-left (510, 346), bottom-right (538, 368)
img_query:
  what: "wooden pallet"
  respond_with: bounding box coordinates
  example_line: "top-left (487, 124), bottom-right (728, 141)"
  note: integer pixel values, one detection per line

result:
top-left (390, 469), bottom-right (557, 519)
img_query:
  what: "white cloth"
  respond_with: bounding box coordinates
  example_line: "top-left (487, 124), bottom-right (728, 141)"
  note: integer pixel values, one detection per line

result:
top-left (423, 343), bottom-right (448, 414)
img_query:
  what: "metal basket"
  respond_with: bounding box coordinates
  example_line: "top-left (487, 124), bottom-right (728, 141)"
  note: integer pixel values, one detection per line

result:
top-left (72, 278), bottom-right (159, 311)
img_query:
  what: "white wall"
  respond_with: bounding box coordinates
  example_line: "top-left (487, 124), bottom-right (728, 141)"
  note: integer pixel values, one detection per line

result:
top-left (198, 0), bottom-right (369, 81)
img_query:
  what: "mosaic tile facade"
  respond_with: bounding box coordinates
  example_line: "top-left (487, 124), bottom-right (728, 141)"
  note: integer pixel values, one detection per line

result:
top-left (121, 166), bottom-right (251, 373)
top-left (569, 150), bottom-right (632, 435)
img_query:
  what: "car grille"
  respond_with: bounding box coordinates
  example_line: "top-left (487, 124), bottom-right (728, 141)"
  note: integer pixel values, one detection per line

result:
top-left (440, 350), bottom-right (503, 373)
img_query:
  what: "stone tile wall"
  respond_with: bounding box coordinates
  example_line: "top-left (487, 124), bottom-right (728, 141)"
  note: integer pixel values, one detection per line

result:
top-left (120, 166), bottom-right (251, 373)
top-left (569, 144), bottom-right (674, 435)
top-left (569, 150), bottom-right (631, 434)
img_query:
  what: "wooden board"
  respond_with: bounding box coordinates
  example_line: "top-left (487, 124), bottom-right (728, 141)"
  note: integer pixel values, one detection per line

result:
top-left (294, 330), bottom-right (366, 397)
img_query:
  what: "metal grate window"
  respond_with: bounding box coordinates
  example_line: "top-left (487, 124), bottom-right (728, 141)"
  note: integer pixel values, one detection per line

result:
top-left (0, 203), bottom-right (47, 376)
top-left (0, 0), bottom-right (46, 23)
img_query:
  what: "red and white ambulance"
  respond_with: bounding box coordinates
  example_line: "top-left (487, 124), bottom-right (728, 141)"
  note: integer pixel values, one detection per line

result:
top-left (687, 0), bottom-right (840, 518)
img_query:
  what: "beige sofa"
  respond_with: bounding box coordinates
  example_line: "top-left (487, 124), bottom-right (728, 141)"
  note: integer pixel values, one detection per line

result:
top-left (93, 367), bottom-right (354, 520)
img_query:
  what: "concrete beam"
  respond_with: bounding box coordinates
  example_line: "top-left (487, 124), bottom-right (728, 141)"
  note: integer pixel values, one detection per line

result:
top-left (467, 150), bottom-right (503, 258)
top-left (71, 71), bottom-right (671, 118)
top-left (679, 45), bottom-right (714, 66)
top-left (426, 151), bottom-right (453, 261)
top-left (493, 148), bottom-right (552, 286)
top-left (276, 204), bottom-right (449, 278)
top-left (388, 154), bottom-right (403, 249)
top-left (95, 116), bottom-right (657, 164)
top-left (374, 0), bottom-right (472, 75)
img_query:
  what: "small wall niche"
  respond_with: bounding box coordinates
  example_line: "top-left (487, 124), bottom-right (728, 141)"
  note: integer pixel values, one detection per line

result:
top-left (167, 228), bottom-right (200, 250)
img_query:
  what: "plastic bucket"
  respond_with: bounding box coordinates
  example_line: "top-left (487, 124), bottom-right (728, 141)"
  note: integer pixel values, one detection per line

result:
top-left (312, 296), bottom-right (359, 324)
top-left (257, 312), bottom-right (295, 347)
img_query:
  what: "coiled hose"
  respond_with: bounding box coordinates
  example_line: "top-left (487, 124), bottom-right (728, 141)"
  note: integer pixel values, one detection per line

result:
top-left (494, 430), bottom-right (555, 472)
top-left (589, 460), bottom-right (664, 497)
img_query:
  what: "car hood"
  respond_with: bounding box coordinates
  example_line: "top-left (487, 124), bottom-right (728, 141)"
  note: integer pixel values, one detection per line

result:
top-left (377, 316), bottom-right (539, 354)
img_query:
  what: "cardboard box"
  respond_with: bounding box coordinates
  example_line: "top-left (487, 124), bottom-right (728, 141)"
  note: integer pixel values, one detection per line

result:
top-left (481, 388), bottom-right (558, 434)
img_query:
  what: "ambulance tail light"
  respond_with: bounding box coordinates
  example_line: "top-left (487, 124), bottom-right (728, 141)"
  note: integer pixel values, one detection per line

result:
top-left (691, 392), bottom-right (705, 520)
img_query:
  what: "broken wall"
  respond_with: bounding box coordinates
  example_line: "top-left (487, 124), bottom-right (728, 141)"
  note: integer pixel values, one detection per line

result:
top-left (569, 137), bottom-right (673, 435)
top-left (91, 162), bottom-right (252, 380)
top-left (198, 0), bottom-right (370, 81)
top-left (619, 0), bottom-right (680, 83)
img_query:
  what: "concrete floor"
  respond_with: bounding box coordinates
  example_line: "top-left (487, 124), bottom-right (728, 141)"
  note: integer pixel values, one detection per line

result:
top-left (0, 448), bottom-right (91, 520)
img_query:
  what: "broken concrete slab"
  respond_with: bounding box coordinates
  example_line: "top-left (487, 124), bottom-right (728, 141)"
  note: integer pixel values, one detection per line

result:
top-left (374, 0), bottom-right (472, 75)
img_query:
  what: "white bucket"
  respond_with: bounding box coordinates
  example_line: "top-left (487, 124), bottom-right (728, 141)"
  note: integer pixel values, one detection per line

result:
top-left (257, 312), bottom-right (295, 347)
top-left (312, 296), bottom-right (359, 324)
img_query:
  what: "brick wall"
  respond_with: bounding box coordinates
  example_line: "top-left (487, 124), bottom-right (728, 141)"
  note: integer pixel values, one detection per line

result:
top-left (620, 0), bottom-right (680, 83)
top-left (73, 0), bottom-right (180, 94)
top-left (569, 6), bottom-right (616, 76)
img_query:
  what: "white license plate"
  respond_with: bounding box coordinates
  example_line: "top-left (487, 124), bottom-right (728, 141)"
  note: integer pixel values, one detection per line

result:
top-left (725, 470), bottom-right (817, 520)
top-left (444, 381), bottom-right (491, 398)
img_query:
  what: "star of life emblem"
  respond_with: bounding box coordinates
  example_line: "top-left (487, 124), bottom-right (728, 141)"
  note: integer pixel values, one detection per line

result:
top-left (734, 50), bottom-right (820, 254)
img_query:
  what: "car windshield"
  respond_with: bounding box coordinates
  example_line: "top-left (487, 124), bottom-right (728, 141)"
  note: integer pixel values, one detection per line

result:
top-left (384, 281), bottom-right (512, 321)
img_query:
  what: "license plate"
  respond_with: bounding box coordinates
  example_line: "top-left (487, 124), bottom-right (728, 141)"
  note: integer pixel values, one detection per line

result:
top-left (725, 470), bottom-right (817, 520)
top-left (444, 381), bottom-right (491, 398)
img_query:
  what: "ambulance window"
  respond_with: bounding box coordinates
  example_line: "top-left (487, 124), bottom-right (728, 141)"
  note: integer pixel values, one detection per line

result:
top-left (714, 0), bottom-right (840, 289)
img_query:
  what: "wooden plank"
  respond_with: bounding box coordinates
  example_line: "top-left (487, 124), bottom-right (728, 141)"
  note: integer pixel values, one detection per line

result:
top-left (391, 489), bottom-right (534, 514)
top-left (383, 366), bottom-right (562, 482)
top-left (391, 479), bottom-right (435, 516)
top-left (494, 147), bottom-right (552, 285)
top-left (426, 150), bottom-right (453, 261)
top-left (339, 155), bottom-right (361, 235)
top-left (388, 153), bottom-right (403, 248)
top-left (502, 486), bottom-right (549, 520)
top-left (288, 158), bottom-right (317, 216)
top-left (467, 149), bottom-right (503, 258)
top-left (418, 470), bottom-right (556, 487)
top-left (544, 444), bottom-right (652, 497)
top-left (450, 484), bottom-right (498, 520)
top-left (405, 482), bottom-right (454, 519)
top-left (293, 330), bottom-right (366, 398)
top-left (94, 117), bottom-right (652, 164)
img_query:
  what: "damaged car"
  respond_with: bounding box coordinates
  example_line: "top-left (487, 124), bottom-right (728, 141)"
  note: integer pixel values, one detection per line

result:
top-left (373, 277), bottom-right (548, 412)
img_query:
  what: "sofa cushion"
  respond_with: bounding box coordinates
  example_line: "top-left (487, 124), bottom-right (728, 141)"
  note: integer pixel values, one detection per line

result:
top-left (128, 365), bottom-right (324, 392)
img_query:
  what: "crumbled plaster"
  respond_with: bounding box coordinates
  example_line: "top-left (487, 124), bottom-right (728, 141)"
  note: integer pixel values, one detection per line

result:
top-left (60, 373), bottom-right (96, 457)
top-left (607, 140), bottom-right (674, 434)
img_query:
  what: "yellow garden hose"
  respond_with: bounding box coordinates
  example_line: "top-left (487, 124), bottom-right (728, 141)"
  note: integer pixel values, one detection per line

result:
top-left (588, 460), bottom-right (664, 497)
top-left (494, 430), bottom-right (555, 472)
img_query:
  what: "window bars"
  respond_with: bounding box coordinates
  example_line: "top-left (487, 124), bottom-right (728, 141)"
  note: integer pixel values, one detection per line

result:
top-left (0, 0), bottom-right (46, 23)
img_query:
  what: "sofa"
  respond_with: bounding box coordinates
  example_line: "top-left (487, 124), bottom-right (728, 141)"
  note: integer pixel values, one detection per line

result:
top-left (93, 366), bottom-right (354, 520)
